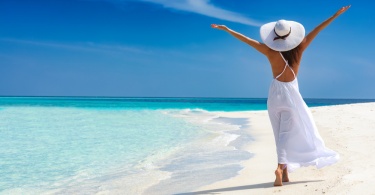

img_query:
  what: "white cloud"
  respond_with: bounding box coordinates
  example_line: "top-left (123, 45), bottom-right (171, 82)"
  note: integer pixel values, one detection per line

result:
top-left (140, 0), bottom-right (261, 26)
top-left (84, 0), bottom-right (260, 26)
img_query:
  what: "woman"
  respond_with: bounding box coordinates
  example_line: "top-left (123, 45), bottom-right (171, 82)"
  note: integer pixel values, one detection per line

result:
top-left (212, 5), bottom-right (350, 186)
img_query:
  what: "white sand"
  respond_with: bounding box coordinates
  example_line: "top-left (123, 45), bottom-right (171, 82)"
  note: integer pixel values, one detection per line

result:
top-left (190, 102), bottom-right (375, 194)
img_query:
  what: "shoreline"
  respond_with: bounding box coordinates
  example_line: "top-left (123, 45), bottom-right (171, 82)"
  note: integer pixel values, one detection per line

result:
top-left (177, 102), bottom-right (375, 194)
top-left (142, 109), bottom-right (254, 195)
top-left (2, 102), bottom-right (374, 194)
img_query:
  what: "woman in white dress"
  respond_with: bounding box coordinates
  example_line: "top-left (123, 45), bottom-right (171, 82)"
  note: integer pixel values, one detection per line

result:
top-left (212, 5), bottom-right (350, 186)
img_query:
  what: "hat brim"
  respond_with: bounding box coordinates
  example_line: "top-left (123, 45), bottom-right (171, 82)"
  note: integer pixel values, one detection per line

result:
top-left (260, 21), bottom-right (305, 52)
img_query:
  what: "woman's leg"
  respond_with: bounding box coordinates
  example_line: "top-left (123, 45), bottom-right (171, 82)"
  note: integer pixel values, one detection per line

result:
top-left (274, 164), bottom-right (289, 186)
top-left (282, 166), bottom-right (289, 182)
top-left (274, 164), bottom-right (285, 186)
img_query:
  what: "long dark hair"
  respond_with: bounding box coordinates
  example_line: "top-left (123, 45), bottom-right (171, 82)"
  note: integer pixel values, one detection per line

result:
top-left (280, 45), bottom-right (301, 67)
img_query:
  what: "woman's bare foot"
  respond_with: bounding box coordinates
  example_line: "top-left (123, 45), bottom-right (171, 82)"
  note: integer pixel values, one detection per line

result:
top-left (274, 169), bottom-right (283, 186)
top-left (282, 167), bottom-right (289, 182)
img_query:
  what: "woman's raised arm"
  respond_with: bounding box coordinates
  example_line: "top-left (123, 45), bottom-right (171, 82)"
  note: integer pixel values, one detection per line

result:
top-left (211, 24), bottom-right (270, 55)
top-left (300, 5), bottom-right (351, 52)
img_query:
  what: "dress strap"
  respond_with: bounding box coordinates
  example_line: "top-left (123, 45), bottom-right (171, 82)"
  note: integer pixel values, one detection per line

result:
top-left (275, 52), bottom-right (296, 79)
top-left (275, 63), bottom-right (288, 79)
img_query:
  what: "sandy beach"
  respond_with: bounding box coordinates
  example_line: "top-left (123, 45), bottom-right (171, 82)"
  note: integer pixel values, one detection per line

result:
top-left (179, 102), bottom-right (375, 194)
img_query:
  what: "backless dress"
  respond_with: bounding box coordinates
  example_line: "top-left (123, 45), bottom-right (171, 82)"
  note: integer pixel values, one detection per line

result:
top-left (267, 52), bottom-right (339, 172)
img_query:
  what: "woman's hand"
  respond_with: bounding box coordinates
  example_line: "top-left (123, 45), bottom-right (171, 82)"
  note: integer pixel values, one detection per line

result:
top-left (334, 5), bottom-right (351, 17)
top-left (211, 24), bottom-right (229, 31)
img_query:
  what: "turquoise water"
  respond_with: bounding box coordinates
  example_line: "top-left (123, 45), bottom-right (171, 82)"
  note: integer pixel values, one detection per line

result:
top-left (0, 107), bottom-right (206, 193)
top-left (0, 97), bottom-right (373, 194)
top-left (0, 97), bottom-right (374, 111)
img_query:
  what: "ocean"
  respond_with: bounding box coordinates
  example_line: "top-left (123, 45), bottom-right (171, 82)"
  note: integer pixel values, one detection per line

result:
top-left (0, 97), bottom-right (373, 194)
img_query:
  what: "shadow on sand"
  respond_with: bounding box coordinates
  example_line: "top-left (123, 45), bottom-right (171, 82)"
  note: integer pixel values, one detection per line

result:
top-left (175, 180), bottom-right (323, 195)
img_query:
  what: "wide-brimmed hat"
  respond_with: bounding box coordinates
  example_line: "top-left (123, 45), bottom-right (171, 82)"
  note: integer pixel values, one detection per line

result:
top-left (260, 20), bottom-right (305, 52)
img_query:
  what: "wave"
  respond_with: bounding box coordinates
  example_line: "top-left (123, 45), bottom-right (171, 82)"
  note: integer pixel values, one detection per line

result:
top-left (141, 109), bottom-right (254, 194)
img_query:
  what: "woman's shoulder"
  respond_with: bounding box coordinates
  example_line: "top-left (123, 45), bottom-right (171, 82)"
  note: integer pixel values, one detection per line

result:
top-left (266, 50), bottom-right (283, 61)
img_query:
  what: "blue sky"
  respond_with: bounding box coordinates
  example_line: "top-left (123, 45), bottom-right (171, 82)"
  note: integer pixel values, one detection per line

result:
top-left (0, 0), bottom-right (374, 98)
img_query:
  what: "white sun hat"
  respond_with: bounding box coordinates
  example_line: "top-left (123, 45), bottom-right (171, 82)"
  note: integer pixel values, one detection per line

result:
top-left (260, 19), bottom-right (305, 52)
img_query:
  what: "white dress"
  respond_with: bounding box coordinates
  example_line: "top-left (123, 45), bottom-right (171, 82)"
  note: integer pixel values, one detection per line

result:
top-left (267, 52), bottom-right (339, 172)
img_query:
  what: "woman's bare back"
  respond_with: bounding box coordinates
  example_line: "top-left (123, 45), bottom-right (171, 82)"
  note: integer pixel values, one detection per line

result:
top-left (267, 49), bottom-right (302, 82)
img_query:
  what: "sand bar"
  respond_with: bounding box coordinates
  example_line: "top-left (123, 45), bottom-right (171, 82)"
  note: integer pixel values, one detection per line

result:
top-left (180, 102), bottom-right (375, 194)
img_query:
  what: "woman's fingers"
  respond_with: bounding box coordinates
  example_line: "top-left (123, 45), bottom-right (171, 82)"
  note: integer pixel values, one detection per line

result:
top-left (336, 5), bottom-right (351, 16)
top-left (211, 24), bottom-right (227, 30)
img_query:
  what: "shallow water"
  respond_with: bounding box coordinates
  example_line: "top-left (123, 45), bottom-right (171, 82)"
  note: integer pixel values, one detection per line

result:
top-left (0, 108), bottom-right (252, 194)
